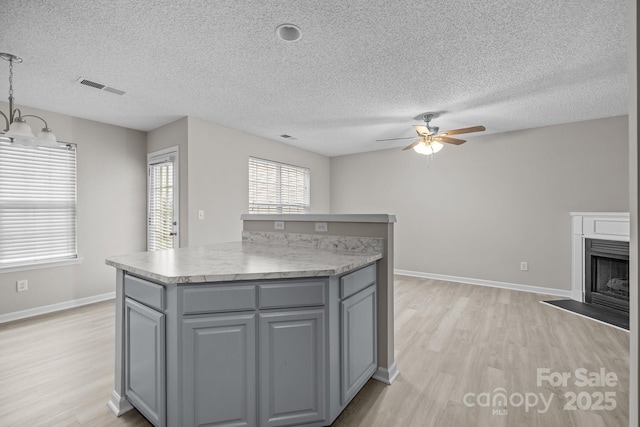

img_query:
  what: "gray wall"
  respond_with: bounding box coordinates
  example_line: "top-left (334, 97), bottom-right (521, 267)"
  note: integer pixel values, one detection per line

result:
top-left (186, 117), bottom-right (331, 245)
top-left (628, 0), bottom-right (638, 424)
top-left (331, 115), bottom-right (629, 292)
top-left (0, 103), bottom-right (147, 316)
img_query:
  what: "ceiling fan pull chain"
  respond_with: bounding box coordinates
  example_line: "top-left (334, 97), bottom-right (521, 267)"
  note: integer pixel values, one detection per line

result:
top-left (424, 151), bottom-right (434, 167)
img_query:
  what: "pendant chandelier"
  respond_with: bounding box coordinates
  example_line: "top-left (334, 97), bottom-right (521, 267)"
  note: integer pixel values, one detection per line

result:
top-left (0, 52), bottom-right (58, 147)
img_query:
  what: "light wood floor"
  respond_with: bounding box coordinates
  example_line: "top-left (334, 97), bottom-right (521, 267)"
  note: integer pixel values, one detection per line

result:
top-left (0, 276), bottom-right (629, 427)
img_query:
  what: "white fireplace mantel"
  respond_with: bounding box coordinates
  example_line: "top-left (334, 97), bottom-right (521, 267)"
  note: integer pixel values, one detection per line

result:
top-left (571, 212), bottom-right (630, 301)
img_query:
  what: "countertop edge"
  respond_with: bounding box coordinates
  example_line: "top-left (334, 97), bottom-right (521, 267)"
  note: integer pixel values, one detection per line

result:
top-left (240, 213), bottom-right (397, 223)
top-left (106, 253), bottom-right (382, 285)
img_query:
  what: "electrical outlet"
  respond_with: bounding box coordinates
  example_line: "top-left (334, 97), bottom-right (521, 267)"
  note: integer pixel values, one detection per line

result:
top-left (315, 222), bottom-right (328, 232)
top-left (274, 221), bottom-right (285, 230)
top-left (16, 279), bottom-right (28, 292)
top-left (198, 210), bottom-right (205, 220)
top-left (520, 262), bottom-right (529, 271)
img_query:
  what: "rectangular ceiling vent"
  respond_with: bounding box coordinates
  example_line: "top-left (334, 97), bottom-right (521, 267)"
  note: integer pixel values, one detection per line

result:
top-left (76, 77), bottom-right (126, 95)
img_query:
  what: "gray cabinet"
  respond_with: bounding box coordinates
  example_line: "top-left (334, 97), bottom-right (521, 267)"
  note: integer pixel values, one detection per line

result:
top-left (180, 282), bottom-right (328, 427)
top-left (182, 313), bottom-right (256, 427)
top-left (125, 298), bottom-right (166, 427)
top-left (259, 309), bottom-right (326, 427)
top-left (121, 265), bottom-right (378, 427)
top-left (340, 268), bottom-right (377, 406)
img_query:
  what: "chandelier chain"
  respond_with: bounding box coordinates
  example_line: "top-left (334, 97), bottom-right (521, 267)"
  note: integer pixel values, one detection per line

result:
top-left (8, 58), bottom-right (13, 99)
top-left (1, 51), bottom-right (57, 144)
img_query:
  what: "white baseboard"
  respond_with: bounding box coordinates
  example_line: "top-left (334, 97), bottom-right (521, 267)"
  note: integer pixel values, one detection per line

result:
top-left (373, 362), bottom-right (400, 385)
top-left (0, 292), bottom-right (115, 324)
top-left (107, 390), bottom-right (133, 416)
top-left (395, 269), bottom-right (573, 299)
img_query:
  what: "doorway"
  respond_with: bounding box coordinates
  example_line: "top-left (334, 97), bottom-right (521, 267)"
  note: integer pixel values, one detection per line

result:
top-left (147, 147), bottom-right (179, 250)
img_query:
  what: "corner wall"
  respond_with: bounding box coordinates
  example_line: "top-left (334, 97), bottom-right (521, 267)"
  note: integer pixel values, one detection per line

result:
top-left (186, 117), bottom-right (331, 245)
top-left (331, 115), bottom-right (629, 293)
top-left (0, 103), bottom-right (147, 317)
top-left (628, 0), bottom-right (638, 425)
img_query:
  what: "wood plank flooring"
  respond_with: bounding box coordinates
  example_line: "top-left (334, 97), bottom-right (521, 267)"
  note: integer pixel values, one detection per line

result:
top-left (0, 276), bottom-right (629, 427)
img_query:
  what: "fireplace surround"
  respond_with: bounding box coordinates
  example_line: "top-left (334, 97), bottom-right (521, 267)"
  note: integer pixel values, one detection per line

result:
top-left (584, 238), bottom-right (629, 313)
top-left (571, 212), bottom-right (630, 307)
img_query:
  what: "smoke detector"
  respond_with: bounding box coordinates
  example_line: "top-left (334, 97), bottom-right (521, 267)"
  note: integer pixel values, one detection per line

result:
top-left (276, 24), bottom-right (302, 42)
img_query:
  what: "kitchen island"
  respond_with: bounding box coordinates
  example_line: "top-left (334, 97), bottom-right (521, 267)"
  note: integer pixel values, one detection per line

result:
top-left (106, 239), bottom-right (383, 427)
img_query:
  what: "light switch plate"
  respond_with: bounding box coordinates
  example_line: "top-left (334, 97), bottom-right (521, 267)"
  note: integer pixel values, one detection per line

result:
top-left (17, 280), bottom-right (28, 292)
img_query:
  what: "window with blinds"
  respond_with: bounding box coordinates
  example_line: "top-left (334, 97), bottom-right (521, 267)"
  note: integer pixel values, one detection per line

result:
top-left (248, 157), bottom-right (310, 214)
top-left (0, 140), bottom-right (77, 268)
top-left (147, 158), bottom-right (175, 251)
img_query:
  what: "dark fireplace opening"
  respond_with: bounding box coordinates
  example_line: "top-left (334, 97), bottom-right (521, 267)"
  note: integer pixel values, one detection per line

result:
top-left (585, 239), bottom-right (629, 314)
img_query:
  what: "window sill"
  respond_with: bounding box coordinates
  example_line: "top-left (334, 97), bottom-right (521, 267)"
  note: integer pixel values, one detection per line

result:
top-left (0, 258), bottom-right (84, 274)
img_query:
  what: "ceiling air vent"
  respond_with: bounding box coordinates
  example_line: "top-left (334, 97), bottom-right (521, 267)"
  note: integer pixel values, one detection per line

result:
top-left (76, 77), bottom-right (126, 95)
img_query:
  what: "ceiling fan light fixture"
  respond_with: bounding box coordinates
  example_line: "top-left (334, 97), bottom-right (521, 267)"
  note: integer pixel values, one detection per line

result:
top-left (413, 140), bottom-right (443, 155)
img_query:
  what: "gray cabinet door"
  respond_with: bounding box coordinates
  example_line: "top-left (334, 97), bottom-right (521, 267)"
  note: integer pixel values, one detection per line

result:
top-left (182, 313), bottom-right (256, 427)
top-left (259, 309), bottom-right (326, 427)
top-left (125, 298), bottom-right (166, 427)
top-left (340, 285), bottom-right (377, 406)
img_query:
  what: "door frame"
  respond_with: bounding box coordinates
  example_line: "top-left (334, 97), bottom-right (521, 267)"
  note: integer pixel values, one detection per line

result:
top-left (147, 146), bottom-right (180, 250)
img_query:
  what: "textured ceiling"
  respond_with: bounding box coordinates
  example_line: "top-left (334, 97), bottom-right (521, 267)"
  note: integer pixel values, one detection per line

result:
top-left (0, 0), bottom-right (628, 157)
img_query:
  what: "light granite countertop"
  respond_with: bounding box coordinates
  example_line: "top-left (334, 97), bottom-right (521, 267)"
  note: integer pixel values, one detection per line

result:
top-left (105, 241), bottom-right (382, 285)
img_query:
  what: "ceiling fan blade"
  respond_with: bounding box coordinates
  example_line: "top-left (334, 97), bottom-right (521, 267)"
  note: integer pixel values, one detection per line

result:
top-left (402, 139), bottom-right (421, 151)
top-left (376, 136), bottom-right (416, 142)
top-left (439, 125), bottom-right (486, 136)
top-left (434, 136), bottom-right (466, 145)
top-left (412, 125), bottom-right (431, 136)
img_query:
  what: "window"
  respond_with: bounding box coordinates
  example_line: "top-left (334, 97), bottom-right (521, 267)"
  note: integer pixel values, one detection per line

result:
top-left (0, 140), bottom-right (77, 268)
top-left (248, 157), bottom-right (310, 214)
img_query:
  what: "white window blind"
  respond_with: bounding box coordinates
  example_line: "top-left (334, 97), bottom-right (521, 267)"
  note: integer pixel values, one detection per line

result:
top-left (0, 140), bottom-right (77, 268)
top-left (148, 158), bottom-right (175, 251)
top-left (249, 157), bottom-right (310, 214)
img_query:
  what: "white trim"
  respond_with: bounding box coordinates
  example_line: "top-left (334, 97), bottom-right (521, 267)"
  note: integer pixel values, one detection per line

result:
top-left (107, 389), bottom-right (133, 416)
top-left (240, 213), bottom-right (397, 223)
top-left (395, 269), bottom-right (573, 298)
top-left (570, 212), bottom-right (630, 217)
top-left (0, 291), bottom-right (115, 324)
top-left (373, 362), bottom-right (399, 385)
top-left (539, 301), bottom-right (629, 333)
top-left (0, 257), bottom-right (83, 273)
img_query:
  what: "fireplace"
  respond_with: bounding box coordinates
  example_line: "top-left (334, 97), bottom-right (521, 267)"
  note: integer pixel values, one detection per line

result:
top-left (584, 238), bottom-right (629, 313)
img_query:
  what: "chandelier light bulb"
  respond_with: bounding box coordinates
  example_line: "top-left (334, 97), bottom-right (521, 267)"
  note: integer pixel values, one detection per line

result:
top-left (7, 117), bottom-right (35, 139)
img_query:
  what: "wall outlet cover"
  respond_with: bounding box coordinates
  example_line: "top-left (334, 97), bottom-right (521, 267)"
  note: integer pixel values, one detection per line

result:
top-left (315, 222), bottom-right (328, 232)
top-left (274, 221), bottom-right (285, 230)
